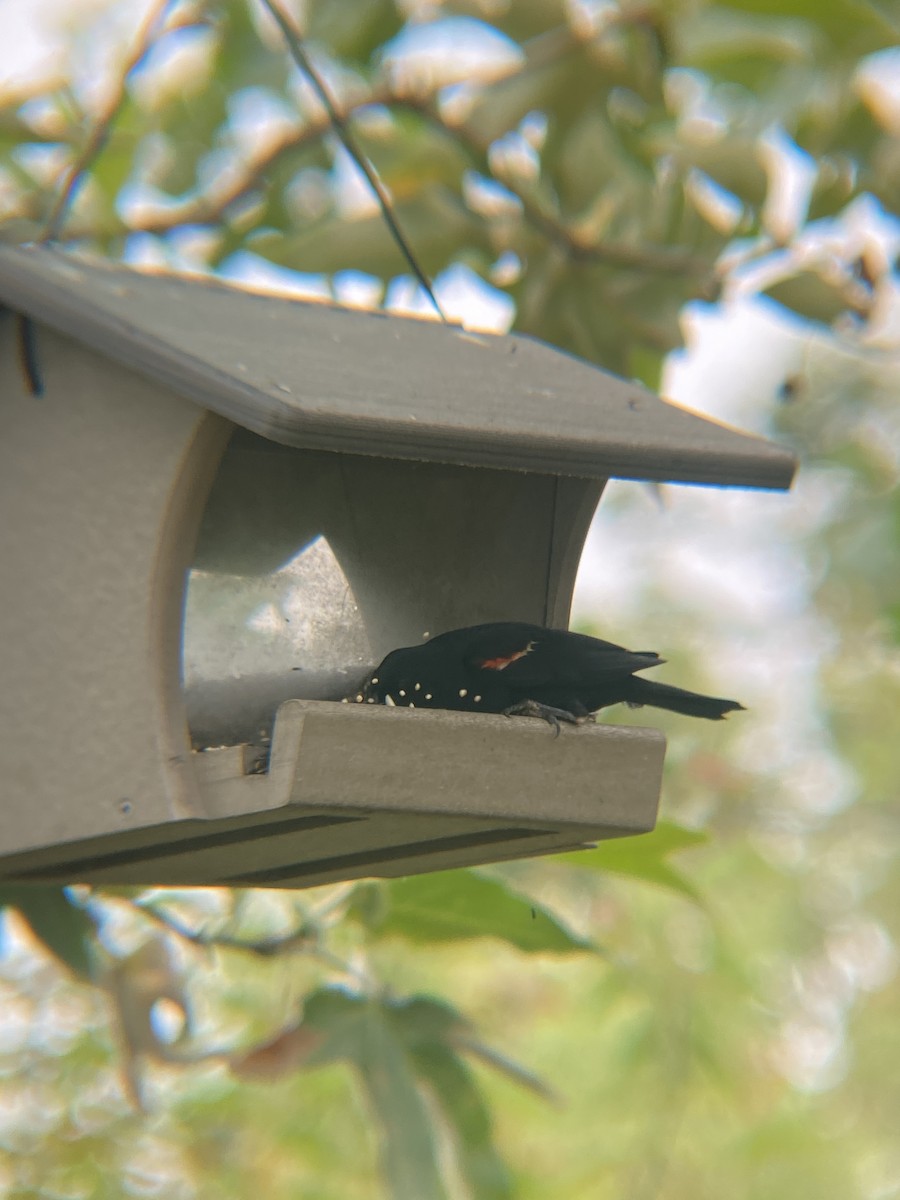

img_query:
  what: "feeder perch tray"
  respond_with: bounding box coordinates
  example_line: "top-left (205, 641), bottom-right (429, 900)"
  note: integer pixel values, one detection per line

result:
top-left (0, 702), bottom-right (665, 887)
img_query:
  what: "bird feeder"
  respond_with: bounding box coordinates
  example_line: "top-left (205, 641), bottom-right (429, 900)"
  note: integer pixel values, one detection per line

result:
top-left (0, 243), bottom-right (795, 888)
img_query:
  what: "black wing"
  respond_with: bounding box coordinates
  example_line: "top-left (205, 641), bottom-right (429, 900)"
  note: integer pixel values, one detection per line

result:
top-left (443, 623), bottom-right (662, 687)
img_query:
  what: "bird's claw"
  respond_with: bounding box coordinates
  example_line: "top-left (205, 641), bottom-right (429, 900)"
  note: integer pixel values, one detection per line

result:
top-left (502, 700), bottom-right (584, 736)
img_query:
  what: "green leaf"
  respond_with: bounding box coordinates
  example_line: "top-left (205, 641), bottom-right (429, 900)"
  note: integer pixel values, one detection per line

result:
top-left (865, 132), bottom-right (900, 217)
top-left (556, 820), bottom-right (708, 904)
top-left (807, 154), bottom-right (858, 220)
top-left (302, 989), bottom-right (447, 1200)
top-left (216, 0), bottom-right (292, 95)
top-left (764, 270), bottom-right (857, 325)
top-left (627, 342), bottom-right (666, 391)
top-left (307, 0), bottom-right (404, 65)
top-left (0, 886), bottom-right (96, 980)
top-left (376, 869), bottom-right (593, 953)
top-left (718, 0), bottom-right (896, 57)
top-left (355, 110), bottom-right (472, 195)
top-left (676, 7), bottom-right (819, 92)
top-left (411, 1043), bottom-right (513, 1200)
top-left (251, 184), bottom-right (487, 278)
top-left (469, 0), bottom-right (568, 42)
top-left (678, 133), bottom-right (769, 211)
top-left (361, 1008), bottom-right (447, 1200)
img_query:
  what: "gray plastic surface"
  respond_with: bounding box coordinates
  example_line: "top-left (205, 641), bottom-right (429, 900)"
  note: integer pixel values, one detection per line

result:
top-left (0, 243), bottom-right (796, 487)
top-left (1, 701), bottom-right (665, 887)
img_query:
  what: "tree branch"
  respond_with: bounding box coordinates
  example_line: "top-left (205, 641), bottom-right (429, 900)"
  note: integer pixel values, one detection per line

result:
top-left (39, 0), bottom-right (178, 243)
top-left (31, 39), bottom-right (712, 286)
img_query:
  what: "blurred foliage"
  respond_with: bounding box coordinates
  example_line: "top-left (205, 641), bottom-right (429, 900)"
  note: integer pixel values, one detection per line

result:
top-left (1, 0), bottom-right (899, 1197)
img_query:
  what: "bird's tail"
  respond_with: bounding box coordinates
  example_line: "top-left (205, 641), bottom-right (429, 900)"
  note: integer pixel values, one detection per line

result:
top-left (623, 677), bottom-right (744, 720)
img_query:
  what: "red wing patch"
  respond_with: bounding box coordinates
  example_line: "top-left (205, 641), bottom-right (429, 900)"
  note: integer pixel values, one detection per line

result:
top-left (479, 640), bottom-right (537, 671)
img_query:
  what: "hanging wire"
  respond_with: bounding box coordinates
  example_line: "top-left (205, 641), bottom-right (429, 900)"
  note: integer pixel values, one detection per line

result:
top-left (15, 313), bottom-right (43, 397)
top-left (258, 0), bottom-right (447, 323)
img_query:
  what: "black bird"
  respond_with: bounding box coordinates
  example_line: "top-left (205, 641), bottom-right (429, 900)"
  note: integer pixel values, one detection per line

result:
top-left (354, 622), bottom-right (744, 732)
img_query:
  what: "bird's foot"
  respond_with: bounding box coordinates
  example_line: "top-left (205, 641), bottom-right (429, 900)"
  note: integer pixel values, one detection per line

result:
top-left (502, 700), bottom-right (590, 737)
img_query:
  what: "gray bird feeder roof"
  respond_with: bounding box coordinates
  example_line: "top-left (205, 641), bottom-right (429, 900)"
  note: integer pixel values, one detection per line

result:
top-left (0, 242), bottom-right (795, 489)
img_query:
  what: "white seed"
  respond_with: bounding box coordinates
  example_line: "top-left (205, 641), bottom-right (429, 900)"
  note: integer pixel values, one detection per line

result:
top-left (371, 677), bottom-right (379, 684)
top-left (355, 693), bottom-right (364, 702)
top-left (385, 695), bottom-right (396, 707)
top-left (399, 690), bottom-right (406, 698)
top-left (474, 695), bottom-right (482, 702)
top-left (366, 697), bottom-right (375, 704)
top-left (458, 688), bottom-right (468, 698)
top-left (409, 702), bottom-right (416, 708)
top-left (425, 693), bottom-right (432, 701)
top-left (414, 682), bottom-right (421, 691)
